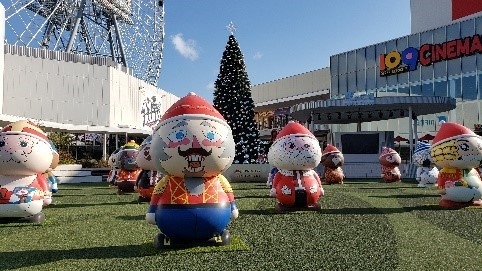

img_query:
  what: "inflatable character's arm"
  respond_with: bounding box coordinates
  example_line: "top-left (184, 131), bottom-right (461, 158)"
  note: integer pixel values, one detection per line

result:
top-left (313, 171), bottom-right (324, 197)
top-left (270, 172), bottom-right (281, 197)
top-left (218, 175), bottom-right (238, 219)
top-left (145, 176), bottom-right (168, 225)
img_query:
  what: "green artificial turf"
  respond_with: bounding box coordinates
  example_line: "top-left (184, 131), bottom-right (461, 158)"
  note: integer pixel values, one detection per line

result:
top-left (1, 180), bottom-right (482, 271)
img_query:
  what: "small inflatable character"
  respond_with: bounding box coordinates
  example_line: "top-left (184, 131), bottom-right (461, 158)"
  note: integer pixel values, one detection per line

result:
top-left (320, 144), bottom-right (345, 184)
top-left (115, 140), bottom-right (141, 194)
top-left (379, 147), bottom-right (401, 183)
top-left (430, 122), bottom-right (482, 208)
top-left (43, 140), bottom-right (60, 194)
top-left (0, 120), bottom-right (53, 223)
top-left (412, 141), bottom-right (438, 188)
top-left (145, 92), bottom-right (238, 248)
top-left (266, 166), bottom-right (278, 189)
top-left (107, 147), bottom-right (122, 186)
top-left (268, 121), bottom-right (323, 211)
top-left (135, 135), bottom-right (161, 203)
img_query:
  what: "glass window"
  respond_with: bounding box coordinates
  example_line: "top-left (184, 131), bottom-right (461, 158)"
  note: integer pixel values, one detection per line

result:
top-left (461, 19), bottom-right (475, 37)
top-left (409, 66), bottom-right (421, 83)
top-left (449, 77), bottom-right (462, 99)
top-left (477, 18), bottom-right (482, 70)
top-left (398, 70), bottom-right (409, 85)
top-left (410, 83), bottom-right (422, 96)
top-left (408, 33), bottom-right (420, 48)
top-left (338, 53), bottom-right (347, 74)
top-left (376, 72), bottom-right (387, 88)
top-left (366, 45), bottom-right (376, 68)
top-left (356, 48), bottom-right (366, 71)
top-left (446, 23), bottom-right (460, 40)
top-left (462, 56), bottom-right (476, 74)
top-left (434, 80), bottom-right (447, 97)
top-left (385, 40), bottom-right (397, 52)
top-left (462, 74), bottom-right (477, 100)
top-left (478, 72), bottom-right (482, 100)
top-left (347, 51), bottom-right (356, 73)
top-left (398, 84), bottom-right (410, 96)
top-left (339, 74), bottom-right (347, 94)
top-left (447, 58), bottom-right (462, 76)
top-left (434, 61), bottom-right (446, 78)
top-left (348, 72), bottom-right (357, 91)
top-left (356, 70), bottom-right (366, 91)
top-left (330, 55), bottom-right (339, 76)
top-left (331, 76), bottom-right (339, 97)
top-left (432, 28), bottom-right (446, 44)
top-left (420, 31), bottom-right (433, 47)
top-left (421, 65), bottom-right (433, 81)
top-left (422, 81), bottom-right (434, 96)
top-left (376, 43), bottom-right (386, 66)
top-left (396, 36), bottom-right (408, 51)
top-left (366, 67), bottom-right (376, 90)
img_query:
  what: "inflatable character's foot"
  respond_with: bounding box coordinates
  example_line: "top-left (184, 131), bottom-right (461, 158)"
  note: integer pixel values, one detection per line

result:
top-left (213, 230), bottom-right (230, 246)
top-left (153, 233), bottom-right (171, 249)
top-left (137, 196), bottom-right (150, 203)
top-left (23, 212), bottom-right (45, 223)
top-left (439, 199), bottom-right (482, 208)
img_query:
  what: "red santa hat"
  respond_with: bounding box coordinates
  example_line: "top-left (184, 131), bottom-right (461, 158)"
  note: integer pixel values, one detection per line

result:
top-left (322, 144), bottom-right (340, 155)
top-left (160, 92), bottom-right (226, 123)
top-left (380, 147), bottom-right (397, 158)
top-left (274, 121), bottom-right (316, 141)
top-left (432, 121), bottom-right (477, 146)
top-left (0, 119), bottom-right (49, 143)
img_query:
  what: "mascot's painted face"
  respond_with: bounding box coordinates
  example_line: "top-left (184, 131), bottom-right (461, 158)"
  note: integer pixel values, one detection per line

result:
top-left (379, 150), bottom-right (401, 167)
top-left (151, 116), bottom-right (235, 178)
top-left (0, 133), bottom-right (53, 176)
top-left (118, 149), bottom-right (139, 171)
top-left (136, 135), bottom-right (157, 171)
top-left (108, 148), bottom-right (121, 168)
top-left (321, 152), bottom-right (344, 169)
top-left (268, 135), bottom-right (321, 171)
top-left (431, 136), bottom-right (482, 169)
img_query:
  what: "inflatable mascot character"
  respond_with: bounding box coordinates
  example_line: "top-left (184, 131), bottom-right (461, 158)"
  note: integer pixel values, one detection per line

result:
top-left (412, 141), bottom-right (438, 188)
top-left (40, 140), bottom-right (60, 197)
top-left (107, 147), bottom-right (122, 186)
top-left (268, 121), bottom-right (324, 211)
top-left (320, 144), bottom-right (345, 184)
top-left (135, 135), bottom-right (161, 203)
top-left (146, 92), bottom-right (238, 248)
top-left (379, 147), bottom-right (402, 183)
top-left (0, 120), bottom-right (53, 222)
top-left (430, 121), bottom-right (482, 208)
top-left (114, 140), bottom-right (141, 194)
top-left (266, 166), bottom-right (278, 189)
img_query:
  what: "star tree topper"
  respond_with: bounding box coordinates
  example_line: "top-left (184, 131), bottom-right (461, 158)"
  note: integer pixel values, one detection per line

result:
top-left (226, 21), bottom-right (236, 35)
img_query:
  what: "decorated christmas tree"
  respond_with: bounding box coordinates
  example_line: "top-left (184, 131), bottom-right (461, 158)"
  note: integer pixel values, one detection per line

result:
top-left (213, 23), bottom-right (260, 164)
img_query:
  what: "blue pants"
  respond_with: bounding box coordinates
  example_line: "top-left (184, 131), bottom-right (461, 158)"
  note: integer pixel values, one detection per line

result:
top-left (155, 203), bottom-right (231, 241)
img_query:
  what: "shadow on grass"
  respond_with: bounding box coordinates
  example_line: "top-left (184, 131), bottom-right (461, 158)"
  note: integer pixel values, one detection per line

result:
top-left (235, 195), bottom-right (272, 199)
top-left (370, 194), bottom-right (440, 199)
top-left (319, 204), bottom-right (443, 215)
top-left (47, 201), bottom-right (138, 209)
top-left (358, 186), bottom-right (416, 190)
top-left (116, 215), bottom-right (145, 221)
top-left (1, 243), bottom-right (158, 270)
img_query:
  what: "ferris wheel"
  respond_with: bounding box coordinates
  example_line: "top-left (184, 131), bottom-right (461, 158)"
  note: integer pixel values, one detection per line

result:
top-left (2, 0), bottom-right (165, 86)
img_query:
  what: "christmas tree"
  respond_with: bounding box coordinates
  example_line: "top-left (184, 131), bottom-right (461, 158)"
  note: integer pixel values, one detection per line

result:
top-left (214, 25), bottom-right (260, 164)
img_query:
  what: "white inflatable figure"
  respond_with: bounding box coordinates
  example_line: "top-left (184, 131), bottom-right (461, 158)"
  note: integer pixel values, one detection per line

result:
top-left (106, 147), bottom-right (122, 185)
top-left (0, 120), bottom-right (53, 222)
top-left (412, 141), bottom-right (438, 188)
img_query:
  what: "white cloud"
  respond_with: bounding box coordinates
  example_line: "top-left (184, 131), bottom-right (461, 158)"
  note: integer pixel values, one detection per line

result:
top-left (253, 51), bottom-right (263, 60)
top-left (170, 33), bottom-right (199, 61)
top-left (206, 82), bottom-right (215, 91)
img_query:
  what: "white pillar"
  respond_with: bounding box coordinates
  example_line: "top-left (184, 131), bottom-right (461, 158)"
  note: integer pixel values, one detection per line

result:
top-left (102, 133), bottom-right (107, 161)
top-left (408, 106), bottom-right (413, 163)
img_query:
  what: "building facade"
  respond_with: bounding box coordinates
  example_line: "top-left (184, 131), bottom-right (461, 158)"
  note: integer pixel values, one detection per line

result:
top-left (330, 14), bottom-right (482, 138)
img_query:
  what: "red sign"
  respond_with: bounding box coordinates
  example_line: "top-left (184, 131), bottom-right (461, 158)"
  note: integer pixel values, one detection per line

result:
top-left (452, 0), bottom-right (482, 20)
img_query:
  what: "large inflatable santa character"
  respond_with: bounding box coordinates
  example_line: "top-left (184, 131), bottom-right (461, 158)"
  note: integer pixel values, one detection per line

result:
top-left (268, 121), bottom-right (323, 211)
top-left (146, 92), bottom-right (238, 248)
top-left (430, 121), bottom-right (482, 208)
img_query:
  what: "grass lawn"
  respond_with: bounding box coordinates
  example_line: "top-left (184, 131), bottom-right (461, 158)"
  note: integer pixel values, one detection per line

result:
top-left (1, 179), bottom-right (482, 271)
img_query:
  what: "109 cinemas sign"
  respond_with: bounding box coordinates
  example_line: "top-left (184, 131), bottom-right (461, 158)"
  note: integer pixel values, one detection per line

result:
top-left (379, 34), bottom-right (482, 76)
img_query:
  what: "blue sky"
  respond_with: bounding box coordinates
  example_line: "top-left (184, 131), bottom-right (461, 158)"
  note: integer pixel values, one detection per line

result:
top-left (158, 1), bottom-right (412, 102)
